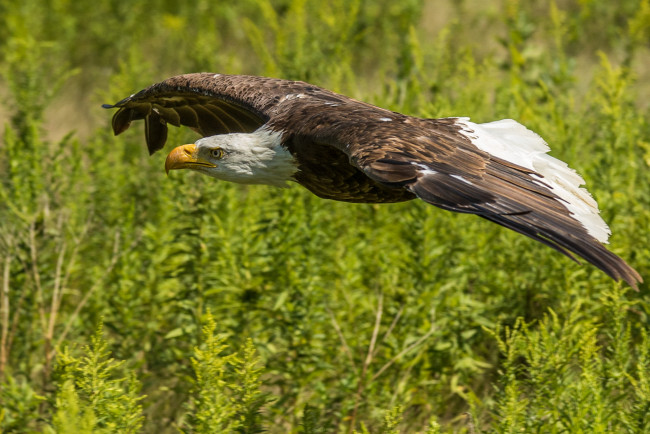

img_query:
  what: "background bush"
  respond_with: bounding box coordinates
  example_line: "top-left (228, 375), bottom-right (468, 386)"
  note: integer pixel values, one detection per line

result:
top-left (1, 0), bottom-right (649, 432)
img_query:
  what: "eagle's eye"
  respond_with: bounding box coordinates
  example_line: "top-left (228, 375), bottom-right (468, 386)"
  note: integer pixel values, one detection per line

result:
top-left (210, 148), bottom-right (224, 159)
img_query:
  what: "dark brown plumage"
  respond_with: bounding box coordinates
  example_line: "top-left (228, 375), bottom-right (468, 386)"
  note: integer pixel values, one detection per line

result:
top-left (104, 73), bottom-right (642, 289)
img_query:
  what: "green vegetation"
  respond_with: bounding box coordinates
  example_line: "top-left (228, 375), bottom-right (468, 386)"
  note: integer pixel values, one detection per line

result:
top-left (1, 0), bottom-right (649, 432)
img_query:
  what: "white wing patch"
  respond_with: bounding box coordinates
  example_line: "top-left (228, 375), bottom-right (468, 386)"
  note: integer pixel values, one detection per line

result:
top-left (282, 93), bottom-right (306, 102)
top-left (413, 163), bottom-right (437, 176)
top-left (455, 118), bottom-right (611, 243)
top-left (450, 174), bottom-right (473, 185)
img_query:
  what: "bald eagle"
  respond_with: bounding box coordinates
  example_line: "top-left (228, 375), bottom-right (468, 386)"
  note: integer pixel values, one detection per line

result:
top-left (104, 73), bottom-right (642, 289)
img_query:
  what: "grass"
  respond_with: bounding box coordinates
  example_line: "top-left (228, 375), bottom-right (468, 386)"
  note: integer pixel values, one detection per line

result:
top-left (1, 0), bottom-right (649, 432)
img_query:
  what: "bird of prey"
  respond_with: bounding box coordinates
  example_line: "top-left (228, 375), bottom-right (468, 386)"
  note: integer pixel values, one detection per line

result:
top-left (103, 73), bottom-right (642, 289)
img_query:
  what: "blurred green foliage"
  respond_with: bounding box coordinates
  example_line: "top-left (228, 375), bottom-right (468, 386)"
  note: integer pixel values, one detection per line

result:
top-left (0, 0), bottom-right (649, 432)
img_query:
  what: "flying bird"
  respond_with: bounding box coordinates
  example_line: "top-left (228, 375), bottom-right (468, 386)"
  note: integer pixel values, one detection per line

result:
top-left (104, 73), bottom-right (642, 289)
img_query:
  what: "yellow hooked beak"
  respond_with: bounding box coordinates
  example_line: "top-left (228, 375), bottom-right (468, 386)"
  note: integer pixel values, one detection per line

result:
top-left (165, 144), bottom-right (217, 174)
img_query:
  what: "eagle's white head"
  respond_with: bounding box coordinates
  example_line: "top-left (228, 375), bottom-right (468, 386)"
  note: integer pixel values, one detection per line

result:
top-left (164, 128), bottom-right (297, 187)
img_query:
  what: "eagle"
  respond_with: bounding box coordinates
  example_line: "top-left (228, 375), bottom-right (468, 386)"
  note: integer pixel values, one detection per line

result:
top-left (104, 73), bottom-right (642, 289)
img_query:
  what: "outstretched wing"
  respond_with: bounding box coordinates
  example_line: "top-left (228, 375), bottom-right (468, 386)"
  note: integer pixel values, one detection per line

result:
top-left (291, 110), bottom-right (641, 289)
top-left (103, 73), bottom-right (332, 154)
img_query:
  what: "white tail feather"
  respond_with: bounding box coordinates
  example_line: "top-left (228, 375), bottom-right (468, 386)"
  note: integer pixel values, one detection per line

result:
top-left (455, 118), bottom-right (611, 243)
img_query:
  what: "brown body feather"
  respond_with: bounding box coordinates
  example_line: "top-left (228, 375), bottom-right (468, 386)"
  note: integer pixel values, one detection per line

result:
top-left (104, 73), bottom-right (642, 289)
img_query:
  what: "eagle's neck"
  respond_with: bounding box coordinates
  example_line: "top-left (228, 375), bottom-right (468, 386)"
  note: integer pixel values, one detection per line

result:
top-left (214, 128), bottom-right (297, 187)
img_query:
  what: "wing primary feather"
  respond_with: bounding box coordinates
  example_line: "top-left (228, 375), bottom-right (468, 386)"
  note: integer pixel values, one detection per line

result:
top-left (111, 107), bottom-right (133, 135)
top-left (153, 105), bottom-right (181, 127)
top-left (144, 111), bottom-right (168, 155)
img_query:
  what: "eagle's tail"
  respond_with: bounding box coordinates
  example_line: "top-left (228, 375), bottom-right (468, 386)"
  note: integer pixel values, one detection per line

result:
top-left (462, 119), bottom-right (611, 243)
top-left (453, 118), bottom-right (641, 289)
